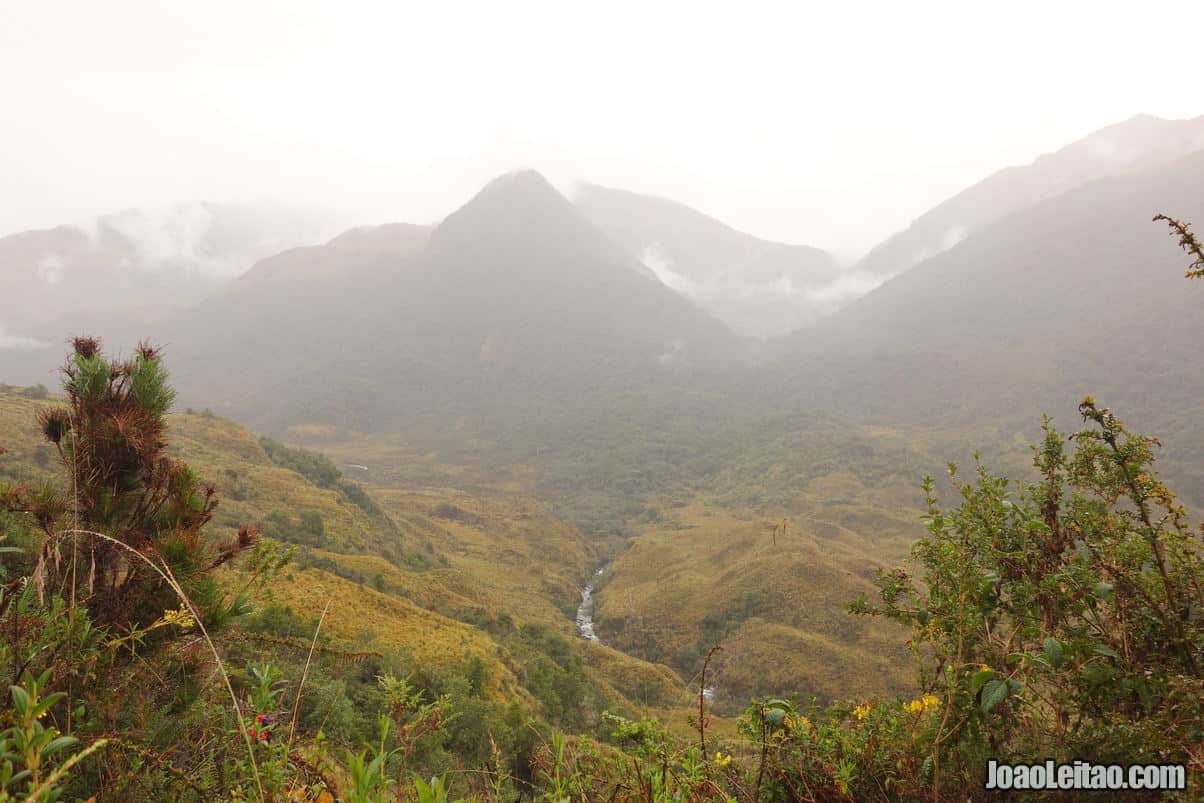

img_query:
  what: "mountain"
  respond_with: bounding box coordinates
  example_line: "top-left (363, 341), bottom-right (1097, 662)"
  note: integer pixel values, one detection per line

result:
top-left (574, 182), bottom-right (843, 337)
top-left (855, 113), bottom-right (1204, 278)
top-left (781, 146), bottom-right (1204, 501)
top-left (152, 171), bottom-right (743, 447)
top-left (0, 202), bottom-right (338, 351)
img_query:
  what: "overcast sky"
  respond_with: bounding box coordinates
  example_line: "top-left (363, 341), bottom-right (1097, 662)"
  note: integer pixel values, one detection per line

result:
top-left (3, 0), bottom-right (1202, 259)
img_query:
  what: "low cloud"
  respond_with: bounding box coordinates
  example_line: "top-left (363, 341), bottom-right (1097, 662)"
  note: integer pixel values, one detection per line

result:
top-left (904, 223), bottom-right (969, 272)
top-left (657, 337), bottom-right (686, 367)
top-left (640, 242), bottom-right (710, 299)
top-left (804, 270), bottom-right (888, 311)
top-left (0, 324), bottom-right (50, 350)
top-left (64, 203), bottom-right (338, 281)
top-left (101, 204), bottom-right (241, 278)
top-left (640, 241), bottom-right (889, 330)
top-left (35, 254), bottom-right (64, 285)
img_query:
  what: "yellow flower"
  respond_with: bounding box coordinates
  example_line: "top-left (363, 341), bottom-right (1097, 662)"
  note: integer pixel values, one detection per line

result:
top-left (713, 751), bottom-right (732, 768)
top-left (905, 694), bottom-right (942, 715)
top-left (160, 604), bottom-right (196, 630)
top-left (853, 702), bottom-right (872, 721)
top-left (785, 714), bottom-right (813, 733)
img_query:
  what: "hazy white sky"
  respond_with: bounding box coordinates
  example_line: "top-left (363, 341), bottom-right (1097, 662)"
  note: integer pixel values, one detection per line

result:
top-left (3, 0), bottom-right (1202, 258)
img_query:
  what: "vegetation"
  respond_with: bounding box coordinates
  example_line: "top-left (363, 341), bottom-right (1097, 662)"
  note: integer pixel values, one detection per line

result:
top-left (592, 505), bottom-right (914, 711)
top-left (0, 341), bottom-right (712, 799)
top-left (0, 215), bottom-right (1200, 799)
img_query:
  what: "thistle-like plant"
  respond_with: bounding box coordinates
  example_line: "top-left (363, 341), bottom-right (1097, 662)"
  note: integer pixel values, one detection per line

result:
top-left (1, 337), bottom-right (260, 630)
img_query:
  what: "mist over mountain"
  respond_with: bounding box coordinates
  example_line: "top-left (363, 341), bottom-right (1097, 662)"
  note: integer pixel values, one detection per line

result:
top-left (0, 202), bottom-right (339, 348)
top-left (780, 145), bottom-right (1204, 501)
top-left (146, 171), bottom-right (745, 447)
top-left (5, 118), bottom-right (1202, 513)
top-left (855, 113), bottom-right (1204, 279)
top-left (5, 108), bottom-right (1204, 799)
top-left (575, 183), bottom-right (845, 337)
top-left (7, 0), bottom-right (1204, 792)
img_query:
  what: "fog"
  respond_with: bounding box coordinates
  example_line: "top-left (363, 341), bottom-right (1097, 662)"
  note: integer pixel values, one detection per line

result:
top-left (4, 0), bottom-right (1203, 259)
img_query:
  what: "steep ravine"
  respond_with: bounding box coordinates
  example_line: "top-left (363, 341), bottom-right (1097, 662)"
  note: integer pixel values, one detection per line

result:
top-left (576, 564), bottom-right (714, 701)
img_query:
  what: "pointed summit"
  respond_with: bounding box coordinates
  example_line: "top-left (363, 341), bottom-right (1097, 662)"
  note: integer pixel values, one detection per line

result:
top-left (428, 169), bottom-right (623, 278)
top-left (434, 169), bottom-right (584, 239)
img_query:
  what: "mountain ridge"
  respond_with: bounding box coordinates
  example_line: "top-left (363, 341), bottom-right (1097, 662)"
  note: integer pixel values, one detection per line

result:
top-left (853, 112), bottom-right (1204, 279)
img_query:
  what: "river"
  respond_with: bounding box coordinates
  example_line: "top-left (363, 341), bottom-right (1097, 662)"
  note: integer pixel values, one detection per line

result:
top-left (575, 564), bottom-right (716, 701)
top-left (575, 565), bottom-right (606, 642)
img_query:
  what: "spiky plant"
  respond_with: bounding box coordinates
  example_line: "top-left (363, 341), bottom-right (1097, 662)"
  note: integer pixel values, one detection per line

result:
top-left (4, 337), bottom-right (258, 629)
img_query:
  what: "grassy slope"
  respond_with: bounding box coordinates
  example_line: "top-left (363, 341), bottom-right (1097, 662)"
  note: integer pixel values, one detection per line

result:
top-left (1, 387), bottom-right (513, 677)
top-left (0, 385), bottom-right (689, 721)
top-left (368, 487), bottom-right (595, 629)
top-left (593, 504), bottom-right (917, 713)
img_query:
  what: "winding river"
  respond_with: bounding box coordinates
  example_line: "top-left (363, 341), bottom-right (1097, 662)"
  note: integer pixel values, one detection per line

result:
top-left (575, 564), bottom-right (715, 701)
top-left (575, 565), bottom-right (606, 642)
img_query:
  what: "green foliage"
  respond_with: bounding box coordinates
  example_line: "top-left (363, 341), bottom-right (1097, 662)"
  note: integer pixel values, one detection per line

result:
top-left (525, 404), bottom-right (1204, 801)
top-left (413, 774), bottom-right (461, 803)
top-left (259, 436), bottom-right (342, 489)
top-left (344, 720), bottom-right (399, 802)
top-left (502, 625), bottom-right (593, 727)
top-left (264, 509), bottom-right (328, 547)
top-left (834, 403), bottom-right (1204, 798)
top-left (0, 671), bottom-right (106, 802)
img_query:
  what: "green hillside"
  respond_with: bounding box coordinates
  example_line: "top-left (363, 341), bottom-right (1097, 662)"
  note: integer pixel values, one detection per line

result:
top-left (0, 381), bottom-right (694, 730)
top-left (593, 505), bottom-right (915, 712)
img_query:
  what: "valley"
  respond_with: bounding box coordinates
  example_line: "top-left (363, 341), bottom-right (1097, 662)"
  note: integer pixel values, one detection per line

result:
top-left (3, 108), bottom-right (1204, 799)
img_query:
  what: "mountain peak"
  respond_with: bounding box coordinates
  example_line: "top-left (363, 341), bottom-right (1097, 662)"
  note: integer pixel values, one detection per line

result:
top-left (446, 169), bottom-right (574, 223)
top-left (482, 167), bottom-right (558, 194)
top-left (429, 168), bottom-right (613, 261)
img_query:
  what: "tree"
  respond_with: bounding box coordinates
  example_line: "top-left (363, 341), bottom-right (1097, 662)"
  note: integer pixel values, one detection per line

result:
top-left (0, 337), bottom-right (258, 630)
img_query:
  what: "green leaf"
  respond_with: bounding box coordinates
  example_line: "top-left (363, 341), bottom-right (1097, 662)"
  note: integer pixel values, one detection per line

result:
top-left (1094, 582), bottom-right (1114, 600)
top-left (38, 691), bottom-right (66, 715)
top-left (1093, 644), bottom-right (1120, 660)
top-left (9, 686), bottom-right (29, 715)
top-left (969, 668), bottom-right (995, 693)
top-left (980, 679), bottom-right (1008, 713)
top-left (1043, 637), bottom-right (1064, 668)
top-left (41, 735), bottom-right (78, 757)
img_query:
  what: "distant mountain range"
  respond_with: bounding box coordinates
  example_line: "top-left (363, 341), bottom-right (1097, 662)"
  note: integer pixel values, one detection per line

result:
top-left (3, 113), bottom-right (1203, 521)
